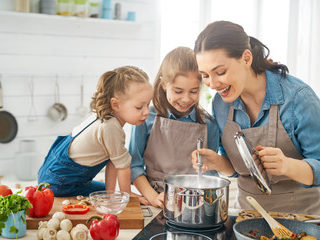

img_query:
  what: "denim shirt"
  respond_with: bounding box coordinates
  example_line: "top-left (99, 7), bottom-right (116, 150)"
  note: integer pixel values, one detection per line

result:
top-left (129, 106), bottom-right (219, 183)
top-left (212, 70), bottom-right (320, 187)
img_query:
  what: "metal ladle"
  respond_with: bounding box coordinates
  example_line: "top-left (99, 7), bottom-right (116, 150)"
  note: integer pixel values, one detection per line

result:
top-left (197, 137), bottom-right (203, 176)
top-left (76, 76), bottom-right (88, 117)
top-left (27, 76), bottom-right (38, 121)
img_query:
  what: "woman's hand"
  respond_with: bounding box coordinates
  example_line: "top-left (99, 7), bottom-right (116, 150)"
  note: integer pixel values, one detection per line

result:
top-left (256, 145), bottom-right (290, 176)
top-left (191, 148), bottom-right (234, 175)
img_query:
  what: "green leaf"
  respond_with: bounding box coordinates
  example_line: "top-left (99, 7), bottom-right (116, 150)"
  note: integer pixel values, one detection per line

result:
top-left (0, 194), bottom-right (31, 236)
top-left (0, 221), bottom-right (5, 234)
top-left (9, 225), bottom-right (18, 234)
top-left (21, 215), bottom-right (26, 224)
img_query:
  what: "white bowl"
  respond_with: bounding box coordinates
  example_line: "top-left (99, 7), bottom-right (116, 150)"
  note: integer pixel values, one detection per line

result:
top-left (89, 190), bottom-right (130, 215)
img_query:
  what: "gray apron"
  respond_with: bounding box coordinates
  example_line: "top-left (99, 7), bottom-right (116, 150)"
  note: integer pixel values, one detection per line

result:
top-left (144, 116), bottom-right (208, 192)
top-left (221, 104), bottom-right (320, 215)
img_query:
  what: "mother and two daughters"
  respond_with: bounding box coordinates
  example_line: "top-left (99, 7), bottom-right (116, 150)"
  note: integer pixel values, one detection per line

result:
top-left (38, 21), bottom-right (320, 215)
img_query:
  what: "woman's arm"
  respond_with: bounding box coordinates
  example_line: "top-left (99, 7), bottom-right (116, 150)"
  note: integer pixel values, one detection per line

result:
top-left (257, 146), bottom-right (314, 185)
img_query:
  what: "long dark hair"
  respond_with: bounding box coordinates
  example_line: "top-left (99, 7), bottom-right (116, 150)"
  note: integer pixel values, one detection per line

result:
top-left (153, 47), bottom-right (212, 124)
top-left (194, 21), bottom-right (288, 77)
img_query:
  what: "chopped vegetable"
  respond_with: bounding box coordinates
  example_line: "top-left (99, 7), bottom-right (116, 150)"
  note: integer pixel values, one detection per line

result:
top-left (62, 204), bottom-right (90, 214)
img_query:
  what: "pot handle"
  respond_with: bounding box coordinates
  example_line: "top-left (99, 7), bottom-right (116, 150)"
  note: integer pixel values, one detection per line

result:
top-left (141, 206), bottom-right (153, 217)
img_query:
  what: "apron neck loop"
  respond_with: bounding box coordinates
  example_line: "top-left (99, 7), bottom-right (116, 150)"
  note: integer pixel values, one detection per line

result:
top-left (266, 105), bottom-right (278, 147)
top-left (227, 105), bottom-right (235, 121)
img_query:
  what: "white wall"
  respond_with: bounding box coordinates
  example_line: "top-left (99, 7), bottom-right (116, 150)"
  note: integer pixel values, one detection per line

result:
top-left (0, 0), bottom-right (160, 176)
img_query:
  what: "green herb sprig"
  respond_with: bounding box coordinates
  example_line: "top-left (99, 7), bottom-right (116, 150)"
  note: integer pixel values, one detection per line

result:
top-left (0, 191), bottom-right (32, 236)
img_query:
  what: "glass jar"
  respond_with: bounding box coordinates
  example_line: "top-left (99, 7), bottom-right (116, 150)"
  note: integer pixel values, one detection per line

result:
top-left (74, 0), bottom-right (88, 17)
top-left (88, 0), bottom-right (101, 18)
top-left (57, 0), bottom-right (73, 16)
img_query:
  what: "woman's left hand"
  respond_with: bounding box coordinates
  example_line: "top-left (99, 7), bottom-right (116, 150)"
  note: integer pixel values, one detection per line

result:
top-left (256, 145), bottom-right (290, 176)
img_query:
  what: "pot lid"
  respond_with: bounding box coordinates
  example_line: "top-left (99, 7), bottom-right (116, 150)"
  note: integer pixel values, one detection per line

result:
top-left (234, 131), bottom-right (271, 195)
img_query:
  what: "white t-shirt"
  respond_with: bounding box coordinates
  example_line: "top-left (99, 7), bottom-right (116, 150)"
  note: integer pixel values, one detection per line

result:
top-left (68, 114), bottom-right (131, 169)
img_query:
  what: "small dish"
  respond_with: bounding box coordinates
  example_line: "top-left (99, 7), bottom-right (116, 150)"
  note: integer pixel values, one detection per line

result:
top-left (89, 190), bottom-right (130, 215)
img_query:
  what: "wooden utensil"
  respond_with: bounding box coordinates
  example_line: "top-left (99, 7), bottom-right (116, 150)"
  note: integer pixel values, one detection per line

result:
top-left (246, 196), bottom-right (295, 238)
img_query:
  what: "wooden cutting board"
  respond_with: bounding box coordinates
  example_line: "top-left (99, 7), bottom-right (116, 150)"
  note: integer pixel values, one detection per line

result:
top-left (26, 196), bottom-right (144, 229)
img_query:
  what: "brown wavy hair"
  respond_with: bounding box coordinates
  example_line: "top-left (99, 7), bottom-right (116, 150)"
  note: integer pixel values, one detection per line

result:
top-left (90, 66), bottom-right (149, 122)
top-left (194, 21), bottom-right (288, 77)
top-left (153, 47), bottom-right (212, 124)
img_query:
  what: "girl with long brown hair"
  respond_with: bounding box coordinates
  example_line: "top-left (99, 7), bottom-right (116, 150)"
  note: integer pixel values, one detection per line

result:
top-left (129, 47), bottom-right (219, 208)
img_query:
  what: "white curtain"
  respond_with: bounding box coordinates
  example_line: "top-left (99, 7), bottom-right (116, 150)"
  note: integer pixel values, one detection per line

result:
top-left (287, 0), bottom-right (320, 96)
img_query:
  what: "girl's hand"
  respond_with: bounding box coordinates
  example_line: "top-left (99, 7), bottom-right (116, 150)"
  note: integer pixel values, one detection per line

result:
top-left (130, 192), bottom-right (150, 205)
top-left (256, 145), bottom-right (290, 176)
top-left (149, 192), bottom-right (164, 208)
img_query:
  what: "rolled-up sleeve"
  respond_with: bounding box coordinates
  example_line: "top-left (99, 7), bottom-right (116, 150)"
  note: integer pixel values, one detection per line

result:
top-left (293, 87), bottom-right (320, 187)
top-left (129, 110), bottom-right (155, 183)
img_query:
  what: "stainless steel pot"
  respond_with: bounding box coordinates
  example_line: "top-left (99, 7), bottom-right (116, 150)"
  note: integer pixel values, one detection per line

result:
top-left (163, 174), bottom-right (231, 229)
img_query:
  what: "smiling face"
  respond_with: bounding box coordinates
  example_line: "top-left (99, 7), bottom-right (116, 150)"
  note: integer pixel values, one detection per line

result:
top-left (162, 72), bottom-right (200, 115)
top-left (112, 82), bottom-right (153, 126)
top-left (196, 49), bottom-right (251, 103)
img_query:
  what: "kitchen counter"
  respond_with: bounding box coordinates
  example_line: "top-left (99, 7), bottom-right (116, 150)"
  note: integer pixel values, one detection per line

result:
top-left (20, 206), bottom-right (162, 239)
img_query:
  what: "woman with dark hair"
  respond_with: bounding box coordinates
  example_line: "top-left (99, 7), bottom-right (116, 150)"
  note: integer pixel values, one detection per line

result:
top-left (191, 21), bottom-right (320, 214)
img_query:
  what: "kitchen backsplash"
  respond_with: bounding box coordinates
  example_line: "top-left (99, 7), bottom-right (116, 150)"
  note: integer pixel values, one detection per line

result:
top-left (0, 0), bottom-right (160, 176)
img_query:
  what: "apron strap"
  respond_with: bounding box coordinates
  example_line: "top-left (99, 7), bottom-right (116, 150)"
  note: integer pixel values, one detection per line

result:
top-left (267, 105), bottom-right (278, 147)
top-left (74, 117), bottom-right (98, 138)
top-left (227, 105), bottom-right (235, 121)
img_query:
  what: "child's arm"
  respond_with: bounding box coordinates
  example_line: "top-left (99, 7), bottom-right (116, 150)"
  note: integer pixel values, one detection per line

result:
top-left (117, 167), bottom-right (131, 194)
top-left (133, 175), bottom-right (164, 208)
top-left (105, 161), bottom-right (117, 191)
top-left (105, 162), bottom-right (131, 193)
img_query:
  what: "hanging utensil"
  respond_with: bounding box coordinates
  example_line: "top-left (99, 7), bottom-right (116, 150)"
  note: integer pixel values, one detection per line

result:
top-left (0, 75), bottom-right (18, 143)
top-left (48, 76), bottom-right (68, 121)
top-left (28, 76), bottom-right (38, 121)
top-left (246, 196), bottom-right (295, 238)
top-left (76, 75), bottom-right (88, 117)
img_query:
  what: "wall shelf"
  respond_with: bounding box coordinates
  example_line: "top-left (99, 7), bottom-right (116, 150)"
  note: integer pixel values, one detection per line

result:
top-left (0, 10), bottom-right (141, 38)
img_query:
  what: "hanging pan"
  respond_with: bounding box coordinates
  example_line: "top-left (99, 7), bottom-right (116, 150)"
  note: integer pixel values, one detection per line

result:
top-left (0, 77), bottom-right (18, 143)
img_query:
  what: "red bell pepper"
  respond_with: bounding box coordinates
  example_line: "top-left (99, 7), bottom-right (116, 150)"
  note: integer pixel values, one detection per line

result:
top-left (22, 182), bottom-right (54, 218)
top-left (88, 214), bottom-right (120, 240)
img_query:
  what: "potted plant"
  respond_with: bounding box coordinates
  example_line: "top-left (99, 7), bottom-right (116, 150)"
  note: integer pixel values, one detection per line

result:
top-left (0, 192), bottom-right (32, 239)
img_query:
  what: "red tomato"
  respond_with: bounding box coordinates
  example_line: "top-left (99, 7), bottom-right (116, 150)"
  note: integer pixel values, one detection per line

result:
top-left (0, 185), bottom-right (13, 196)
